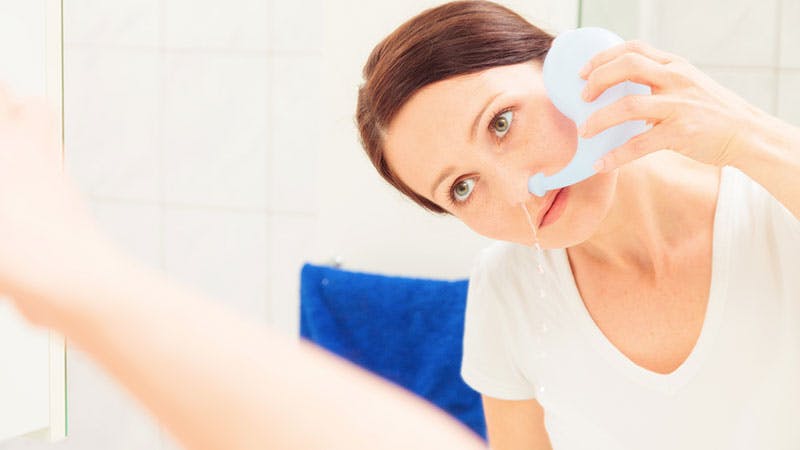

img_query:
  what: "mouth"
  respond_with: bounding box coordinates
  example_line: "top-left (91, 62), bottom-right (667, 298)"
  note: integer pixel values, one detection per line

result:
top-left (537, 187), bottom-right (565, 228)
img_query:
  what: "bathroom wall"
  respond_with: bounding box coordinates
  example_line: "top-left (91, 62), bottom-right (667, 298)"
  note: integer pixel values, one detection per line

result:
top-left (580, 0), bottom-right (800, 125)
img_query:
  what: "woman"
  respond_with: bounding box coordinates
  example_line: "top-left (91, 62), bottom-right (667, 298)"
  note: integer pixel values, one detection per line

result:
top-left (357, 1), bottom-right (800, 449)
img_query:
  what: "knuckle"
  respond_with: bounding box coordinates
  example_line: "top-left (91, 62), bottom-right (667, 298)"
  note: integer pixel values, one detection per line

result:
top-left (621, 95), bottom-right (642, 114)
top-left (630, 135), bottom-right (647, 153)
top-left (666, 67), bottom-right (691, 86)
top-left (620, 52), bottom-right (640, 66)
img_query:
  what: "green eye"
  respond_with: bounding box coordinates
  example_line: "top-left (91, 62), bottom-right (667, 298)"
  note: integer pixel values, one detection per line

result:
top-left (452, 178), bottom-right (475, 202)
top-left (492, 110), bottom-right (513, 138)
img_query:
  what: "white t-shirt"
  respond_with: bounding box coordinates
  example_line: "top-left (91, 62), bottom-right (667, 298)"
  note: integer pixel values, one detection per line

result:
top-left (461, 165), bottom-right (800, 450)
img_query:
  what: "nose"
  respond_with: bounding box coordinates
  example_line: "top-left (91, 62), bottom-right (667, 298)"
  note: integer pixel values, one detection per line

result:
top-left (493, 162), bottom-right (533, 207)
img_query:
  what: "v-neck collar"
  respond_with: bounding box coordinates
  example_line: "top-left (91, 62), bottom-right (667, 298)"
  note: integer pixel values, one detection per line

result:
top-left (554, 165), bottom-right (734, 395)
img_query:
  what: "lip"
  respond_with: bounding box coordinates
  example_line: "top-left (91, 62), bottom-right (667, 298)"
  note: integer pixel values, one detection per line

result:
top-left (537, 187), bottom-right (565, 228)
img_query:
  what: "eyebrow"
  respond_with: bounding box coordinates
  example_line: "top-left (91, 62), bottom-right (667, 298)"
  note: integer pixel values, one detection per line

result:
top-left (469, 92), bottom-right (502, 142)
top-left (430, 166), bottom-right (455, 201)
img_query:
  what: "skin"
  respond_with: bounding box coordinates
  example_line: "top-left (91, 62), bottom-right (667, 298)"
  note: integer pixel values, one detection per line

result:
top-left (0, 40), bottom-right (796, 449)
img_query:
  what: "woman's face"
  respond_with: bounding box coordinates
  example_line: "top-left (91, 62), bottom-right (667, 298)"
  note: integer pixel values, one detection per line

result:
top-left (384, 61), bottom-right (618, 248)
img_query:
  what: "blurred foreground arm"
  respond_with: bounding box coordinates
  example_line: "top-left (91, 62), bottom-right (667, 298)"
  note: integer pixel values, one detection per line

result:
top-left (0, 90), bottom-right (485, 450)
top-left (47, 248), bottom-right (486, 450)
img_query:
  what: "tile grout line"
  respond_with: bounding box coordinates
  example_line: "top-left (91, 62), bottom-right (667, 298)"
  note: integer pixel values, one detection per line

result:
top-left (65, 41), bottom-right (321, 58)
top-left (265, 0), bottom-right (275, 327)
top-left (156, 1), bottom-right (169, 447)
top-left (89, 195), bottom-right (317, 217)
top-left (773, 0), bottom-right (783, 116)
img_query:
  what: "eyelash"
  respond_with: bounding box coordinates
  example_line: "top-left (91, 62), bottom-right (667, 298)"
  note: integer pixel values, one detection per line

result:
top-left (488, 106), bottom-right (515, 141)
top-left (445, 105), bottom-right (515, 208)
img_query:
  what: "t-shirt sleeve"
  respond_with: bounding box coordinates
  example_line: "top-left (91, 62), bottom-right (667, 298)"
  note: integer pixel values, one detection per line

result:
top-left (460, 250), bottom-right (537, 400)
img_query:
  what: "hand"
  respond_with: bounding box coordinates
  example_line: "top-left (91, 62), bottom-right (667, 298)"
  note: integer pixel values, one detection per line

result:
top-left (0, 84), bottom-right (112, 328)
top-left (577, 40), bottom-right (768, 173)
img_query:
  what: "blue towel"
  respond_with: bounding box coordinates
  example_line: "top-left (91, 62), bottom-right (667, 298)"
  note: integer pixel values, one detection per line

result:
top-left (300, 263), bottom-right (486, 440)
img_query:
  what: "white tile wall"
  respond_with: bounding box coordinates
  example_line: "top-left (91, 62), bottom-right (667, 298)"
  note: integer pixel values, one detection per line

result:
top-left (63, 0), bottom-right (159, 47)
top-left (161, 53), bottom-right (270, 209)
top-left (269, 0), bottom-right (323, 52)
top-left (580, 0), bottom-right (641, 39)
top-left (780, 0), bottom-right (800, 68)
top-left (267, 213), bottom-right (316, 336)
top-left (162, 0), bottom-right (269, 51)
top-left (64, 48), bottom-right (160, 202)
top-left (88, 199), bottom-right (162, 270)
top-left (778, 70), bottom-right (800, 125)
top-left (651, 0), bottom-right (778, 67)
top-left (268, 54), bottom-right (322, 214)
top-left (163, 206), bottom-right (269, 324)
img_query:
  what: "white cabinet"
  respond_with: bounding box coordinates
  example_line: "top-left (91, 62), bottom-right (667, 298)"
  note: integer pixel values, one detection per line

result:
top-left (0, 0), bottom-right (66, 443)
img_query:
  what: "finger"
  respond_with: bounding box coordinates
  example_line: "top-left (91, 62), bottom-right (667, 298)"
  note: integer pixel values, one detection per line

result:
top-left (582, 52), bottom-right (672, 102)
top-left (579, 94), bottom-right (677, 138)
top-left (579, 40), bottom-right (675, 79)
top-left (593, 126), bottom-right (673, 173)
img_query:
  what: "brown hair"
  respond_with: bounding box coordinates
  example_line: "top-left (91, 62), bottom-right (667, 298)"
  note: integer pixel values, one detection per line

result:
top-left (356, 0), bottom-right (555, 214)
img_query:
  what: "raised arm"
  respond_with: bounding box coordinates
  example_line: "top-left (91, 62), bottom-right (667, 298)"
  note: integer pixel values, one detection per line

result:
top-left (727, 114), bottom-right (800, 221)
top-left (577, 39), bottom-right (800, 221)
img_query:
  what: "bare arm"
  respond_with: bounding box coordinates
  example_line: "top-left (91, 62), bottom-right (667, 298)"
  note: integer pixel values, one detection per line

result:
top-left (482, 395), bottom-right (552, 450)
top-left (730, 114), bottom-right (800, 221)
top-left (0, 91), bottom-right (487, 449)
top-left (30, 245), bottom-right (486, 450)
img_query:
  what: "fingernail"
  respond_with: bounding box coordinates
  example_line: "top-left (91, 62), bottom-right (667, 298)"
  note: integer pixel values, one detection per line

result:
top-left (581, 88), bottom-right (590, 101)
top-left (578, 64), bottom-right (589, 78)
top-left (593, 159), bottom-right (605, 173)
top-left (577, 123), bottom-right (588, 137)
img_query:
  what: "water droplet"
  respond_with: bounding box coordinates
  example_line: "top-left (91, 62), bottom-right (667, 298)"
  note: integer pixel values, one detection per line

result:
top-left (321, 278), bottom-right (329, 286)
top-left (521, 203), bottom-right (550, 299)
top-left (538, 385), bottom-right (546, 394)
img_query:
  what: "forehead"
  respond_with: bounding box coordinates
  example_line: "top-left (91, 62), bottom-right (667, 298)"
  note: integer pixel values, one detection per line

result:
top-left (388, 61), bottom-right (539, 139)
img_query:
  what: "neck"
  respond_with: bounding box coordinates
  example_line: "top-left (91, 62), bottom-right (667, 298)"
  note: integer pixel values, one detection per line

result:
top-left (569, 151), bottom-right (721, 280)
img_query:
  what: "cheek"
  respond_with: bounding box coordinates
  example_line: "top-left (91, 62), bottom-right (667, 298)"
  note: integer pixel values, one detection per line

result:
top-left (456, 200), bottom-right (534, 244)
